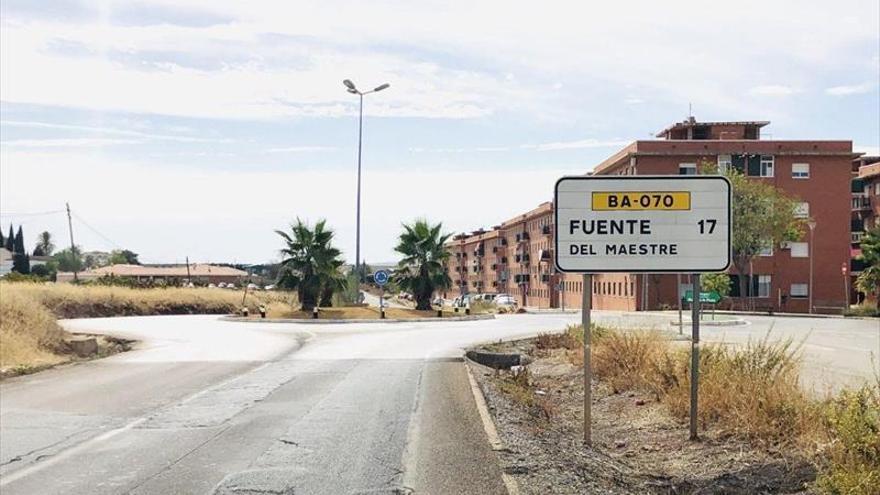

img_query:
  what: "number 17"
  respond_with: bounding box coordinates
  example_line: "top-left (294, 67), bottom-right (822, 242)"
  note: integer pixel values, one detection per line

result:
top-left (698, 219), bottom-right (716, 234)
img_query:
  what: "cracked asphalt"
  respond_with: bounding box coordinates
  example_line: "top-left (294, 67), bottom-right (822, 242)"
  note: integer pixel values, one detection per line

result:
top-left (0, 313), bottom-right (580, 494)
top-left (0, 311), bottom-right (875, 494)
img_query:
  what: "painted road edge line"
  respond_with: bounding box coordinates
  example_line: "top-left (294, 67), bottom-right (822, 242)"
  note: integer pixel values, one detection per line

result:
top-left (465, 362), bottom-right (521, 495)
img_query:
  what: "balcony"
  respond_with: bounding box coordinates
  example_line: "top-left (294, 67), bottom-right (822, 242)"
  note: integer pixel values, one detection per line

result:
top-left (852, 231), bottom-right (865, 244)
top-left (852, 194), bottom-right (871, 211)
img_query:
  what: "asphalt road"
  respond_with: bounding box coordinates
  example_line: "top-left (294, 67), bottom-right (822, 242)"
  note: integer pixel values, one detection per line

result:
top-left (0, 313), bottom-right (578, 494)
top-left (0, 312), bottom-right (876, 494)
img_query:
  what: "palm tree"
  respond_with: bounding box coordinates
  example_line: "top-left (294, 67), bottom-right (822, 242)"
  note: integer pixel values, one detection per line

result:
top-left (34, 231), bottom-right (55, 256)
top-left (393, 219), bottom-right (452, 310)
top-left (276, 219), bottom-right (345, 311)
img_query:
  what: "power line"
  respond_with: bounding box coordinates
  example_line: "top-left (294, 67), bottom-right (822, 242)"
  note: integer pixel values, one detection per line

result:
top-left (0, 209), bottom-right (65, 217)
top-left (71, 212), bottom-right (124, 250)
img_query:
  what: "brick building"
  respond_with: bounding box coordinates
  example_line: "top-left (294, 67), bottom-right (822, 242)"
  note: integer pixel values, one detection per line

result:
top-left (851, 157), bottom-right (880, 303)
top-left (445, 117), bottom-right (855, 313)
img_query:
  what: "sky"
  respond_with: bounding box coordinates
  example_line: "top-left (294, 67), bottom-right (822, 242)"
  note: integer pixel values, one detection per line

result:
top-left (1, 0), bottom-right (878, 265)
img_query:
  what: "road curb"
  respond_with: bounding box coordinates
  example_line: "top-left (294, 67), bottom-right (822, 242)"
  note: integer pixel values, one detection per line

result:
top-left (465, 361), bottom-right (521, 495)
top-left (219, 314), bottom-right (495, 324)
top-left (669, 318), bottom-right (746, 327)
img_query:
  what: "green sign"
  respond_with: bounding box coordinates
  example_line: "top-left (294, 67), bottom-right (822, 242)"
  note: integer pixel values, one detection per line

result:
top-left (684, 290), bottom-right (721, 304)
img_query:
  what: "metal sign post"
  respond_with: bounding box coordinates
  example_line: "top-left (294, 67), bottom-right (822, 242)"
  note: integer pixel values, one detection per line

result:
top-left (374, 270), bottom-right (390, 318)
top-left (554, 175), bottom-right (731, 446)
top-left (582, 273), bottom-right (592, 445)
top-left (689, 273), bottom-right (701, 440)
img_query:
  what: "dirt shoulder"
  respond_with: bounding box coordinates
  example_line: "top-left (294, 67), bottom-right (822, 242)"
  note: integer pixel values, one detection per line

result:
top-left (469, 339), bottom-right (816, 494)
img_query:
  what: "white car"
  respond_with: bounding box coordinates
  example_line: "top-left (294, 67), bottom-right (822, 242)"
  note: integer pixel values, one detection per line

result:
top-left (495, 294), bottom-right (518, 309)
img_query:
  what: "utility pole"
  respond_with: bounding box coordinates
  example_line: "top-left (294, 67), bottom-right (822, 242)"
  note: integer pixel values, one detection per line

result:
top-left (66, 202), bottom-right (78, 281)
top-left (186, 256), bottom-right (192, 283)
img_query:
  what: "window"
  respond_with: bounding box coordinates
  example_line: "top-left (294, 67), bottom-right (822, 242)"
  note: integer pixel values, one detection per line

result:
top-left (717, 154), bottom-right (732, 173)
top-left (795, 202), bottom-right (810, 218)
top-left (679, 163), bottom-right (697, 175)
top-left (759, 245), bottom-right (774, 256)
top-left (792, 163), bottom-right (809, 179)
top-left (760, 155), bottom-right (774, 177)
top-left (876, 183), bottom-right (880, 195)
top-left (757, 275), bottom-right (771, 298)
top-left (790, 284), bottom-right (808, 298)
top-left (789, 242), bottom-right (809, 258)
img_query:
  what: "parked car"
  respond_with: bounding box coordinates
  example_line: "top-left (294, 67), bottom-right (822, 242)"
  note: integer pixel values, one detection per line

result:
top-left (432, 297), bottom-right (444, 307)
top-left (472, 293), bottom-right (497, 302)
top-left (495, 294), bottom-right (518, 309)
top-left (247, 283), bottom-right (259, 290)
top-left (452, 294), bottom-right (476, 308)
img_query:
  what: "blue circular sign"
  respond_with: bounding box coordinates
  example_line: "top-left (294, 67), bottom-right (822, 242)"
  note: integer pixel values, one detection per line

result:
top-left (374, 269), bottom-right (390, 286)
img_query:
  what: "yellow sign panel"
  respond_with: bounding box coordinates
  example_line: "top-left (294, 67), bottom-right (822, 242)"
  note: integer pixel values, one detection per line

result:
top-left (592, 191), bottom-right (691, 211)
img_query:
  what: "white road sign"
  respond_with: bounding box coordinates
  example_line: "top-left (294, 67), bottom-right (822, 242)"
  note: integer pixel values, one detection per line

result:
top-left (554, 176), bottom-right (731, 273)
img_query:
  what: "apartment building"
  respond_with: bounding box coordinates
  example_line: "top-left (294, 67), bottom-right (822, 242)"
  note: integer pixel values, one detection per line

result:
top-left (445, 117), bottom-right (855, 313)
top-left (851, 157), bottom-right (880, 303)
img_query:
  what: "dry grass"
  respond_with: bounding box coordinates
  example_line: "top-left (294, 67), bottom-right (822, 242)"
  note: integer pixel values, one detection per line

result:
top-left (1, 281), bottom-right (292, 319)
top-left (537, 324), bottom-right (880, 492)
top-left (0, 289), bottom-right (69, 371)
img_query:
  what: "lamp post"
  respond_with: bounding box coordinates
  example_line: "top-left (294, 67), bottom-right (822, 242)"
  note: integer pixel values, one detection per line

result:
top-left (343, 79), bottom-right (390, 282)
top-left (808, 219), bottom-right (817, 314)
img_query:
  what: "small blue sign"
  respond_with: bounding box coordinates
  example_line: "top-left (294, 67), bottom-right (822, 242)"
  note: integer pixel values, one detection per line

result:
top-left (374, 269), bottom-right (390, 287)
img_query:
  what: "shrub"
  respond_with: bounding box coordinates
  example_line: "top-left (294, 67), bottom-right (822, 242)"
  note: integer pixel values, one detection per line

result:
top-left (844, 304), bottom-right (880, 318)
top-left (592, 330), bottom-right (669, 395)
top-left (817, 384), bottom-right (880, 494)
top-left (469, 300), bottom-right (497, 314)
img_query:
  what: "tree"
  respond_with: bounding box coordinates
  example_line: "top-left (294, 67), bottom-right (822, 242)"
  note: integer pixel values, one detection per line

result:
top-left (54, 246), bottom-right (84, 273)
top-left (275, 219), bottom-right (345, 311)
top-left (34, 231), bottom-right (55, 256)
top-left (703, 163), bottom-right (804, 308)
top-left (392, 219), bottom-right (452, 310)
top-left (12, 226), bottom-right (30, 274)
top-left (109, 249), bottom-right (140, 265)
top-left (701, 272), bottom-right (731, 298)
top-left (856, 227), bottom-right (880, 305)
top-left (4, 224), bottom-right (13, 252)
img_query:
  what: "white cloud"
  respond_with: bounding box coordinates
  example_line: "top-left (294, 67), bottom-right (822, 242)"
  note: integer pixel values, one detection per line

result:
top-left (825, 82), bottom-right (876, 96)
top-left (0, 148), bottom-right (583, 263)
top-left (749, 85), bottom-right (799, 96)
top-left (0, 120), bottom-right (227, 142)
top-left (1, 1), bottom-right (877, 120)
top-left (523, 139), bottom-right (631, 151)
top-left (264, 146), bottom-right (335, 153)
top-left (0, 137), bottom-right (141, 148)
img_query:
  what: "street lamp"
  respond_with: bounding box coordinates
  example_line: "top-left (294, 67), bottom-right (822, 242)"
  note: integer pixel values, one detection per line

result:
top-left (343, 79), bottom-right (390, 282)
top-left (808, 219), bottom-right (817, 314)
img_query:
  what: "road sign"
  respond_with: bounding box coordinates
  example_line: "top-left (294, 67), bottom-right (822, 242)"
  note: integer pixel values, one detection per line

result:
top-left (684, 290), bottom-right (722, 304)
top-left (373, 269), bottom-right (390, 287)
top-left (554, 176), bottom-right (731, 273)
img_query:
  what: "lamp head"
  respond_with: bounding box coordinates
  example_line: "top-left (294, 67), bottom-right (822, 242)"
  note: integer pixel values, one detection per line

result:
top-left (343, 79), bottom-right (356, 90)
top-left (373, 83), bottom-right (390, 92)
